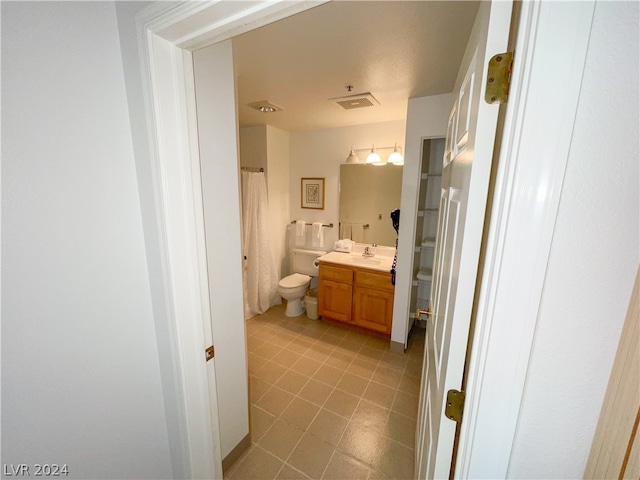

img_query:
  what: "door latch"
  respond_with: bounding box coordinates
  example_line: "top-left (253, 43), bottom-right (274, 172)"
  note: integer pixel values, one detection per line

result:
top-left (445, 389), bottom-right (465, 423)
top-left (205, 345), bottom-right (215, 362)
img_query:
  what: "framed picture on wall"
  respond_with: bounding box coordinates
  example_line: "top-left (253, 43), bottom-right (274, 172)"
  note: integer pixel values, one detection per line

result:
top-left (301, 177), bottom-right (325, 210)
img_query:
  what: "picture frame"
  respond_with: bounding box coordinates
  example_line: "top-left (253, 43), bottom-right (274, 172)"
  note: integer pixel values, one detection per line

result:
top-left (301, 177), bottom-right (325, 210)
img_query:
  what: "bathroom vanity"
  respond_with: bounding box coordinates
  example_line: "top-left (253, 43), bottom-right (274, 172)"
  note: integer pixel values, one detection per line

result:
top-left (317, 249), bottom-right (395, 335)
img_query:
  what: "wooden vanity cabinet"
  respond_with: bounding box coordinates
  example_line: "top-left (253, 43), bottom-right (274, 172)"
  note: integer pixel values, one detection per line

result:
top-left (318, 263), bottom-right (353, 323)
top-left (318, 262), bottom-right (395, 335)
top-left (353, 270), bottom-right (395, 334)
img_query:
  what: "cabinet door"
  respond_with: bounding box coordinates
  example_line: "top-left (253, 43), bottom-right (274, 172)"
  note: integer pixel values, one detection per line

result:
top-left (319, 278), bottom-right (352, 323)
top-left (353, 286), bottom-right (394, 334)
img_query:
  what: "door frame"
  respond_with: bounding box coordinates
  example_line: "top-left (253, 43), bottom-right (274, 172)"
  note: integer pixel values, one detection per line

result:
top-left (134, 1), bottom-right (595, 478)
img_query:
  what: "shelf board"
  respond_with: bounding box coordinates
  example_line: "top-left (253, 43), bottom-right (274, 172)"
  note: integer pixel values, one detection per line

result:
top-left (421, 238), bottom-right (436, 248)
top-left (420, 208), bottom-right (439, 213)
top-left (416, 268), bottom-right (432, 281)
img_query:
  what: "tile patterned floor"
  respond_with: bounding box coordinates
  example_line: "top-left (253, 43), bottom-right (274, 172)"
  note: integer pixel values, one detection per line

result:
top-left (226, 303), bottom-right (426, 480)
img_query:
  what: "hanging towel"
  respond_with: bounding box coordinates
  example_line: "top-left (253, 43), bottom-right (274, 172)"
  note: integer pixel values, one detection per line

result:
top-left (351, 224), bottom-right (364, 243)
top-left (295, 220), bottom-right (306, 246)
top-left (312, 222), bottom-right (324, 248)
top-left (339, 222), bottom-right (352, 240)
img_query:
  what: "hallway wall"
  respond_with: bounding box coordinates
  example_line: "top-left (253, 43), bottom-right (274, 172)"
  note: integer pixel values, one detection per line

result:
top-left (2, 2), bottom-right (173, 478)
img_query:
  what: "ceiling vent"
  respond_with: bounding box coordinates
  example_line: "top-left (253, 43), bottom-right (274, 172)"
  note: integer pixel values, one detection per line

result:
top-left (330, 92), bottom-right (380, 110)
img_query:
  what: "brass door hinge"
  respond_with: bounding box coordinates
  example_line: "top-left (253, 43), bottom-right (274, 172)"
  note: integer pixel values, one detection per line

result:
top-left (485, 51), bottom-right (514, 104)
top-left (445, 389), bottom-right (465, 423)
top-left (205, 345), bottom-right (215, 362)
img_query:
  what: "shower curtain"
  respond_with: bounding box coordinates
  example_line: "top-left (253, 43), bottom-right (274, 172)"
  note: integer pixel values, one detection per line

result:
top-left (241, 171), bottom-right (280, 318)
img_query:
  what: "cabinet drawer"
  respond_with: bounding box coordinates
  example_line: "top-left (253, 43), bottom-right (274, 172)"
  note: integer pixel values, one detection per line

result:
top-left (319, 263), bottom-right (353, 284)
top-left (355, 269), bottom-right (394, 292)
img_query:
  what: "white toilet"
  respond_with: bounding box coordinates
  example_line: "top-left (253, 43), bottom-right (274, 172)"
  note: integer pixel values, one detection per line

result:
top-left (278, 248), bottom-right (326, 317)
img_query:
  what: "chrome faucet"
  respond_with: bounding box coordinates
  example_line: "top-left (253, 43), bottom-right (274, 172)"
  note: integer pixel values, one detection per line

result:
top-left (363, 243), bottom-right (377, 257)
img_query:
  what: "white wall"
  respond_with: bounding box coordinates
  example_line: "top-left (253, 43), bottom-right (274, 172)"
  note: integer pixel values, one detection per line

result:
top-left (193, 41), bottom-right (250, 461)
top-left (239, 126), bottom-right (268, 170)
top-left (2, 2), bottom-right (173, 478)
top-left (289, 120), bottom-right (406, 252)
top-left (508, 1), bottom-right (639, 477)
top-left (265, 126), bottom-right (291, 277)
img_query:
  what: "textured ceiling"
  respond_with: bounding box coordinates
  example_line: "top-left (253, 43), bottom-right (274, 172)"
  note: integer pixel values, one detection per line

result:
top-left (231, 1), bottom-right (480, 132)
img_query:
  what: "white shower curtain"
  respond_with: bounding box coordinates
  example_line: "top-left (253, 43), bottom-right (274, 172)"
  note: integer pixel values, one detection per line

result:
top-left (241, 171), bottom-right (280, 318)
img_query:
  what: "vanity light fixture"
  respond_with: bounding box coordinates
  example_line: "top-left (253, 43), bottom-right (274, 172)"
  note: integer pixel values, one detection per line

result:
top-left (365, 145), bottom-right (383, 165)
top-left (387, 143), bottom-right (404, 165)
top-left (345, 146), bottom-right (361, 164)
top-left (344, 144), bottom-right (405, 165)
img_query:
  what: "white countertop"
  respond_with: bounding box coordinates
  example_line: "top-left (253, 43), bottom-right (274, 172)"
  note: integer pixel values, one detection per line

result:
top-left (317, 250), bottom-right (394, 273)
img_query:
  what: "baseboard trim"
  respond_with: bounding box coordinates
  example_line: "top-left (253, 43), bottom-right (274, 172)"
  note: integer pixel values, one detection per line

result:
top-left (222, 433), bottom-right (251, 474)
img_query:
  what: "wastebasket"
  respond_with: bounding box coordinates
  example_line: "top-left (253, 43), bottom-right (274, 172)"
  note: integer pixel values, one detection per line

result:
top-left (305, 288), bottom-right (319, 320)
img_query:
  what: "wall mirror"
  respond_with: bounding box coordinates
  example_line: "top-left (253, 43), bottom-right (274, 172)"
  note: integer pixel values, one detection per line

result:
top-left (339, 164), bottom-right (403, 248)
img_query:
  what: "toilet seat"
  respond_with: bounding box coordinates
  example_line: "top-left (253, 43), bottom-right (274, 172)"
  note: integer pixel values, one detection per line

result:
top-left (278, 273), bottom-right (311, 289)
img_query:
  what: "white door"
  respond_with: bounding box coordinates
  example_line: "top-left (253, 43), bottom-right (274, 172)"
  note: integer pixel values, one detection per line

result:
top-left (415, 1), bottom-right (512, 478)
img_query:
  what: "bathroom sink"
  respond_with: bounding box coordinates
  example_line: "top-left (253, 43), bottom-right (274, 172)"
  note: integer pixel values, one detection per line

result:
top-left (348, 256), bottom-right (383, 266)
top-left (317, 251), bottom-right (393, 272)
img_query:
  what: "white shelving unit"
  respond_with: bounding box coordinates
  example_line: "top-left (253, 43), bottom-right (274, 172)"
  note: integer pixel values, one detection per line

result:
top-left (408, 138), bottom-right (444, 324)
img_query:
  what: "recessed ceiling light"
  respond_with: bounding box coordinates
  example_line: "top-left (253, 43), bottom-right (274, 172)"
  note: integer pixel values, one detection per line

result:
top-left (248, 101), bottom-right (283, 113)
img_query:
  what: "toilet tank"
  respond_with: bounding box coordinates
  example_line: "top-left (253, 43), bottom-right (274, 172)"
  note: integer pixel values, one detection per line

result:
top-left (291, 248), bottom-right (326, 276)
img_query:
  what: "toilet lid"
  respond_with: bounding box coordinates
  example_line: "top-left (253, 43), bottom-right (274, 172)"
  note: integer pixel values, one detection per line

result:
top-left (279, 273), bottom-right (311, 288)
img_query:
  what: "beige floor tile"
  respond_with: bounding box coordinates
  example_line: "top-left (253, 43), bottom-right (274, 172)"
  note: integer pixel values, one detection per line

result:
top-left (385, 411), bottom-right (416, 448)
top-left (258, 419), bottom-right (305, 461)
top-left (276, 465), bottom-right (312, 480)
top-left (248, 353), bottom-right (265, 375)
top-left (323, 350), bottom-right (354, 370)
top-left (371, 365), bottom-right (402, 389)
top-left (323, 389), bottom-right (360, 418)
top-left (298, 379), bottom-right (334, 406)
top-left (256, 361), bottom-right (289, 384)
top-left (362, 382), bottom-right (397, 409)
top-left (272, 349), bottom-right (302, 368)
top-left (288, 433), bottom-right (335, 479)
top-left (281, 398), bottom-right (321, 430)
top-left (347, 357), bottom-right (378, 379)
top-left (319, 332), bottom-right (343, 347)
top-left (249, 375), bottom-right (272, 404)
top-left (306, 345), bottom-right (334, 363)
top-left (363, 336), bottom-right (390, 351)
top-left (337, 338), bottom-right (364, 353)
top-left (322, 450), bottom-right (372, 480)
top-left (378, 351), bottom-right (409, 372)
top-left (338, 422), bottom-right (387, 467)
top-left (255, 386), bottom-right (295, 417)
top-left (312, 364), bottom-right (344, 387)
top-left (372, 438), bottom-right (414, 480)
top-left (250, 405), bottom-right (276, 442)
top-left (307, 408), bottom-right (348, 446)
top-left (366, 469), bottom-right (392, 480)
top-left (350, 400), bottom-right (389, 433)
top-left (404, 358), bottom-right (424, 377)
top-left (247, 336), bottom-right (266, 351)
top-left (336, 372), bottom-right (369, 397)
top-left (254, 341), bottom-right (284, 360)
top-left (397, 373), bottom-right (421, 396)
top-left (276, 370), bottom-right (310, 395)
top-left (291, 356), bottom-right (322, 377)
top-left (228, 446), bottom-right (284, 480)
top-left (391, 391), bottom-right (419, 419)
top-left (357, 346), bottom-right (385, 363)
